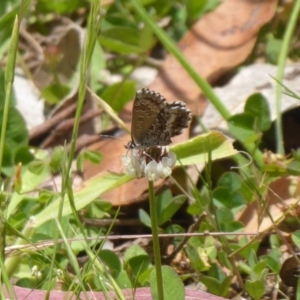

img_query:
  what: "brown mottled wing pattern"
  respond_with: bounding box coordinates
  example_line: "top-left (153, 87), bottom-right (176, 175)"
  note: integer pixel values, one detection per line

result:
top-left (128, 88), bottom-right (191, 148)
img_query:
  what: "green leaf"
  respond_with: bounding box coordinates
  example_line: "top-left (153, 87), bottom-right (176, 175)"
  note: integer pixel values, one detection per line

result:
top-left (49, 147), bottom-right (64, 172)
top-left (38, 189), bottom-right (56, 204)
top-left (138, 208), bottom-right (151, 228)
top-left (245, 280), bottom-right (265, 300)
top-left (150, 265), bottom-right (185, 300)
top-left (215, 207), bottom-right (234, 224)
top-left (213, 187), bottom-right (246, 211)
top-left (172, 130), bottom-right (238, 166)
top-left (15, 278), bottom-right (34, 289)
top-left (266, 35), bottom-right (282, 64)
top-left (292, 230), bottom-right (300, 249)
top-left (219, 276), bottom-right (232, 297)
top-left (252, 260), bottom-right (268, 279)
top-left (101, 81), bottom-right (136, 112)
top-left (287, 161), bottom-right (300, 175)
top-left (28, 160), bottom-right (48, 175)
top-left (83, 150), bottom-right (103, 165)
top-left (116, 269), bottom-right (132, 289)
top-left (0, 106), bottom-right (28, 148)
top-left (124, 244), bottom-right (148, 262)
top-left (99, 27), bottom-right (147, 54)
top-left (40, 83), bottom-right (70, 104)
top-left (14, 146), bottom-right (34, 165)
top-left (218, 172), bottom-right (241, 191)
top-left (0, 5), bottom-right (19, 58)
top-left (76, 152), bottom-right (84, 172)
top-left (36, 0), bottom-right (82, 14)
top-left (127, 255), bottom-right (151, 279)
top-left (99, 249), bottom-right (122, 278)
top-left (186, 245), bottom-right (210, 272)
top-left (227, 113), bottom-right (259, 144)
top-left (200, 276), bottom-right (225, 296)
top-left (156, 192), bottom-right (186, 226)
top-left (244, 93), bottom-right (272, 132)
top-left (185, 0), bottom-right (207, 20)
top-left (90, 41), bottom-right (106, 91)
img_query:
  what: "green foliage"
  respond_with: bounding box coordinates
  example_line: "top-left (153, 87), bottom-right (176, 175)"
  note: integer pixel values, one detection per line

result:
top-left (139, 189), bottom-right (186, 228)
top-left (150, 266), bottom-right (185, 300)
top-left (101, 81), bottom-right (136, 112)
top-left (228, 93), bottom-right (271, 147)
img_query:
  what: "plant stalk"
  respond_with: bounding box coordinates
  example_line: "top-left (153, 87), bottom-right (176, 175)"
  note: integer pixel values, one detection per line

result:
top-left (148, 180), bottom-right (164, 300)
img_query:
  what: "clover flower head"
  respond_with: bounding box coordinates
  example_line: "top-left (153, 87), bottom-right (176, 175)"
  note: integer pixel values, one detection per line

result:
top-left (122, 146), bottom-right (176, 181)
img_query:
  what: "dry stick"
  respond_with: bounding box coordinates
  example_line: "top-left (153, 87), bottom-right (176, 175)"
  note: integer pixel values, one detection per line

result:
top-left (5, 231), bottom-right (259, 257)
top-left (40, 109), bottom-right (102, 148)
top-left (29, 102), bottom-right (77, 141)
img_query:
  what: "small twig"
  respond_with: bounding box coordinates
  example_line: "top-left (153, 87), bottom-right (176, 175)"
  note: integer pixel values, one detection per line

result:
top-left (29, 102), bottom-right (77, 141)
top-left (40, 109), bottom-right (102, 148)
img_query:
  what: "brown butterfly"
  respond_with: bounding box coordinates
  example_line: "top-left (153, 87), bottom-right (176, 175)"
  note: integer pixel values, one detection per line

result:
top-left (126, 88), bottom-right (191, 149)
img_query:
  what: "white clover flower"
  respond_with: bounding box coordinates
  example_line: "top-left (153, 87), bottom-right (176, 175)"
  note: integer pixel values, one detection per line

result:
top-left (122, 146), bottom-right (176, 181)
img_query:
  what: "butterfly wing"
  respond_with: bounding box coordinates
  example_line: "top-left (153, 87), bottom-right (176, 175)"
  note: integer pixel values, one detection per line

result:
top-left (130, 88), bottom-right (191, 148)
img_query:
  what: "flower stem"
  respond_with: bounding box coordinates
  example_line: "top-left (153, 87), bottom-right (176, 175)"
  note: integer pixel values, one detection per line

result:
top-left (148, 180), bottom-right (164, 300)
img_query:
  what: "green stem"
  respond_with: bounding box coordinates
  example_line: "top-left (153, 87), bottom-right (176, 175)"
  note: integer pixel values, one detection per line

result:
top-left (0, 16), bottom-right (19, 172)
top-left (148, 180), bottom-right (164, 300)
top-left (275, 0), bottom-right (300, 154)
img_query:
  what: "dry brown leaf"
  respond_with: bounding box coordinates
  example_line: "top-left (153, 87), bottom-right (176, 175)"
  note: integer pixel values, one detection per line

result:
top-left (150, 0), bottom-right (278, 112)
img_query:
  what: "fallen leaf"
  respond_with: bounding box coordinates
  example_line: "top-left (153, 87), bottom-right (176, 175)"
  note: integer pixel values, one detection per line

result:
top-left (150, 0), bottom-right (278, 111)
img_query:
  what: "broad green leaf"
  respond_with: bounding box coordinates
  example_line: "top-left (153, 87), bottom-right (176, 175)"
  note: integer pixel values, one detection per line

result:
top-left (99, 27), bottom-right (147, 54)
top-left (99, 249), bottom-right (122, 278)
top-left (0, 5), bottom-right (19, 59)
top-left (139, 208), bottom-right (151, 228)
top-left (14, 145), bottom-right (34, 165)
top-left (83, 150), bottom-right (103, 165)
top-left (292, 230), bottom-right (300, 249)
top-left (156, 190), bottom-right (186, 225)
top-left (227, 113), bottom-right (259, 144)
top-left (172, 130), bottom-right (238, 166)
top-left (90, 41), bottom-right (106, 91)
top-left (266, 34), bottom-right (283, 64)
top-left (40, 83), bottom-right (70, 104)
top-left (124, 244), bottom-right (148, 262)
top-left (27, 159), bottom-right (48, 175)
top-left (213, 187), bottom-right (246, 211)
top-left (0, 106), bottom-right (28, 148)
top-left (287, 161), bottom-right (300, 175)
top-left (36, 0), bottom-right (82, 14)
top-left (101, 81), bottom-right (136, 112)
top-left (186, 245), bottom-right (210, 272)
top-left (245, 280), bottom-right (265, 300)
top-left (185, 0), bottom-right (209, 20)
top-left (200, 276), bottom-right (223, 296)
top-left (49, 146), bottom-right (64, 172)
top-left (127, 255), bottom-right (151, 279)
top-left (218, 172), bottom-right (241, 191)
top-left (116, 269), bottom-right (132, 289)
top-left (220, 276), bottom-right (232, 297)
top-left (150, 265), bottom-right (185, 300)
top-left (244, 93), bottom-right (271, 132)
